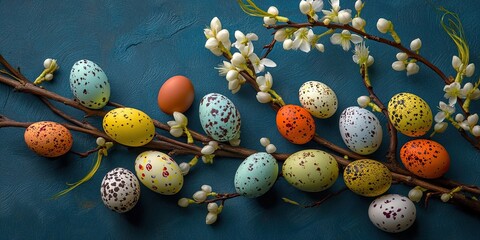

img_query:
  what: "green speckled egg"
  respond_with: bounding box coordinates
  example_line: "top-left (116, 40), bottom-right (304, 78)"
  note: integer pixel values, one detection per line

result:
top-left (234, 152), bottom-right (278, 198)
top-left (134, 151), bottom-right (183, 195)
top-left (199, 93), bottom-right (241, 142)
top-left (70, 59), bottom-right (110, 109)
top-left (343, 159), bottom-right (392, 197)
top-left (282, 150), bottom-right (339, 192)
top-left (103, 107), bottom-right (155, 147)
top-left (387, 93), bottom-right (432, 137)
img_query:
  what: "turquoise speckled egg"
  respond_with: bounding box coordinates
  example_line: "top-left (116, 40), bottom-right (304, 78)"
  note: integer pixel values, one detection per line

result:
top-left (199, 93), bottom-right (241, 142)
top-left (282, 150), bottom-right (338, 192)
top-left (134, 151), bottom-right (183, 195)
top-left (234, 152), bottom-right (278, 198)
top-left (70, 59), bottom-right (110, 109)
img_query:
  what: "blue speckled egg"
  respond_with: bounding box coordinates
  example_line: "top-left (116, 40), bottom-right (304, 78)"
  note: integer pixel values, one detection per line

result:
top-left (199, 93), bottom-right (241, 142)
top-left (234, 152), bottom-right (278, 198)
top-left (70, 59), bottom-right (110, 109)
top-left (339, 106), bottom-right (383, 155)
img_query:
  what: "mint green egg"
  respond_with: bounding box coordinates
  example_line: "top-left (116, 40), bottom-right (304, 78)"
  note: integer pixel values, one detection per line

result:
top-left (234, 152), bottom-right (278, 198)
top-left (199, 93), bottom-right (241, 141)
top-left (70, 59), bottom-right (110, 109)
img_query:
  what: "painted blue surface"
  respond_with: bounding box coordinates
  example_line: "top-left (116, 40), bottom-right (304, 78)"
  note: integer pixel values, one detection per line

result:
top-left (1, 0), bottom-right (479, 239)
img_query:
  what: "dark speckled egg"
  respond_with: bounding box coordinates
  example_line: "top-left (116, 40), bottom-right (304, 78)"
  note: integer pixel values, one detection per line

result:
top-left (343, 159), bottom-right (391, 197)
top-left (234, 152), bottom-right (278, 198)
top-left (100, 167), bottom-right (140, 213)
top-left (70, 59), bottom-right (110, 109)
top-left (24, 121), bottom-right (73, 157)
top-left (388, 93), bottom-right (432, 137)
top-left (276, 105), bottom-right (315, 144)
top-left (400, 139), bottom-right (450, 179)
top-left (199, 93), bottom-right (241, 142)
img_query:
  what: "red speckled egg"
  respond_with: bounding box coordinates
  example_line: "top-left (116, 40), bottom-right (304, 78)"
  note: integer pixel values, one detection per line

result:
top-left (276, 105), bottom-right (315, 144)
top-left (24, 121), bottom-right (73, 157)
top-left (400, 139), bottom-right (450, 179)
top-left (157, 75), bottom-right (195, 115)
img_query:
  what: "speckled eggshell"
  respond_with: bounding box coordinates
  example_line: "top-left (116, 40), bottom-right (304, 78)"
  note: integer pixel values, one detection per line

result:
top-left (368, 194), bottom-right (416, 233)
top-left (70, 59), bottom-right (110, 109)
top-left (400, 139), bottom-right (450, 179)
top-left (234, 152), bottom-right (278, 198)
top-left (24, 121), bottom-right (73, 157)
top-left (102, 107), bottom-right (155, 147)
top-left (343, 159), bottom-right (391, 197)
top-left (282, 150), bottom-right (339, 192)
top-left (388, 93), bottom-right (432, 137)
top-left (298, 81), bottom-right (338, 119)
top-left (199, 93), bottom-right (241, 142)
top-left (134, 151), bottom-right (183, 195)
top-left (100, 167), bottom-right (140, 213)
top-left (339, 106), bottom-right (383, 155)
top-left (276, 105), bottom-right (315, 144)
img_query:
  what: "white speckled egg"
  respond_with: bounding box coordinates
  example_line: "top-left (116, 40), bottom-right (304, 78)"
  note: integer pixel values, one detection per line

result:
top-left (100, 167), bottom-right (140, 213)
top-left (234, 152), bottom-right (278, 198)
top-left (282, 150), bottom-right (339, 192)
top-left (298, 81), bottom-right (338, 119)
top-left (339, 106), bottom-right (383, 155)
top-left (199, 93), bottom-right (241, 142)
top-left (70, 59), bottom-right (110, 109)
top-left (134, 151), bottom-right (183, 195)
top-left (369, 194), bottom-right (416, 233)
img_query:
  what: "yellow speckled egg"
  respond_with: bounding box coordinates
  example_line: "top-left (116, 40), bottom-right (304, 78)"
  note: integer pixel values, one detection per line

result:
top-left (134, 151), bottom-right (183, 195)
top-left (387, 93), bottom-right (432, 137)
top-left (282, 150), bottom-right (339, 192)
top-left (102, 107), bottom-right (155, 147)
top-left (24, 121), bottom-right (73, 157)
top-left (343, 159), bottom-right (392, 197)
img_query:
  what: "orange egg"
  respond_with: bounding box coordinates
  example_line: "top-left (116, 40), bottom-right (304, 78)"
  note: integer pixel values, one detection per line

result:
top-left (24, 121), bottom-right (73, 157)
top-left (276, 105), bottom-right (315, 144)
top-left (157, 75), bottom-right (195, 115)
top-left (400, 139), bottom-right (450, 179)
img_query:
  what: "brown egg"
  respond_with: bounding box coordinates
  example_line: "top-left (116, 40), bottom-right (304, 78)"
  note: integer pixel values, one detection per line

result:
top-left (24, 121), bottom-right (73, 157)
top-left (157, 75), bottom-right (195, 115)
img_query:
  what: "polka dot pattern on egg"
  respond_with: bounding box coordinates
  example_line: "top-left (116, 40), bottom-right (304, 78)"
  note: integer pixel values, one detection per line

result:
top-left (70, 59), bottom-right (110, 109)
top-left (388, 92), bottom-right (432, 137)
top-left (276, 105), bottom-right (315, 144)
top-left (103, 107), bottom-right (155, 147)
top-left (24, 121), bottom-right (73, 157)
top-left (298, 81), bottom-right (338, 119)
top-left (100, 167), bottom-right (140, 213)
top-left (400, 139), bottom-right (450, 179)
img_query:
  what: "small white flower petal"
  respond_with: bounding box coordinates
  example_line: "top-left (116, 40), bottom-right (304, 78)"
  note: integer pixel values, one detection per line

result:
top-left (261, 58), bottom-right (277, 68)
top-left (178, 198), bottom-right (190, 207)
top-left (206, 212), bottom-right (218, 225)
top-left (256, 91), bottom-right (272, 103)
top-left (43, 58), bottom-right (53, 69)
top-left (406, 62), bottom-right (419, 76)
top-left (170, 128), bottom-right (183, 137)
top-left (283, 39), bottom-right (293, 50)
top-left (201, 145), bottom-right (215, 155)
top-left (434, 111), bottom-right (446, 123)
top-left (455, 113), bottom-right (465, 122)
top-left (452, 55), bottom-right (462, 70)
top-left (193, 190), bottom-right (207, 203)
top-left (315, 43), bottom-right (325, 52)
top-left (263, 17), bottom-right (277, 26)
top-left (465, 63), bottom-right (475, 77)
top-left (330, 33), bottom-right (342, 45)
top-left (355, 0), bottom-right (363, 11)
top-left (376, 18), bottom-right (391, 33)
top-left (434, 122), bottom-right (448, 133)
top-left (274, 29), bottom-right (287, 42)
top-left (392, 61), bottom-right (406, 71)
top-left (410, 38), bottom-right (422, 51)
top-left (260, 137), bottom-right (270, 147)
top-left (357, 96), bottom-right (370, 108)
top-left (173, 112), bottom-right (187, 125)
top-left (266, 144), bottom-right (277, 154)
top-left (201, 185), bottom-right (213, 193)
top-left (350, 34), bottom-right (363, 44)
top-left (367, 55), bottom-right (374, 67)
top-left (299, 40), bottom-right (311, 52)
top-left (226, 70), bottom-right (239, 81)
top-left (299, 1), bottom-right (310, 14)
top-left (352, 17), bottom-right (365, 30)
top-left (267, 6), bottom-right (279, 15)
top-left (216, 29), bottom-right (230, 43)
top-left (472, 125), bottom-right (480, 137)
top-left (210, 17), bottom-right (222, 33)
top-left (207, 202), bottom-right (219, 213)
top-left (467, 114), bottom-right (479, 127)
top-left (396, 52), bottom-right (408, 61)
top-left (44, 73), bottom-right (54, 81)
top-left (179, 162), bottom-right (190, 175)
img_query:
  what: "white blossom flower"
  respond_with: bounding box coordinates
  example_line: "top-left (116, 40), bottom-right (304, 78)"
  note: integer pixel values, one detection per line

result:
top-left (274, 29), bottom-right (287, 42)
top-left (472, 125), bottom-right (480, 137)
top-left (202, 185), bottom-right (213, 194)
top-left (283, 39), bottom-right (293, 50)
top-left (315, 43), bottom-right (325, 52)
top-left (207, 202), bottom-right (219, 213)
top-left (459, 114), bottom-right (479, 131)
top-left (443, 82), bottom-right (461, 105)
top-left (292, 28), bottom-right (314, 52)
top-left (256, 72), bottom-right (273, 92)
top-left (410, 38), bottom-right (422, 51)
top-left (249, 53), bottom-right (276, 73)
top-left (455, 113), bottom-right (465, 122)
top-left (376, 18), bottom-right (391, 33)
top-left (266, 144), bottom-right (277, 154)
top-left (232, 30), bottom-right (258, 49)
top-left (355, 0), bottom-right (363, 11)
top-left (352, 17), bottom-right (365, 30)
top-left (204, 17), bottom-right (231, 56)
top-left (193, 190), bottom-right (208, 202)
top-left (357, 96), bottom-right (370, 108)
top-left (260, 137), bottom-right (270, 147)
top-left (396, 52), bottom-right (408, 61)
top-left (264, 6), bottom-right (279, 26)
top-left (392, 61), bottom-right (406, 71)
top-left (460, 82), bottom-right (480, 100)
top-left (231, 52), bottom-right (246, 67)
top-left (299, 0), bottom-right (324, 20)
top-left (256, 92), bottom-right (272, 103)
top-left (465, 63), bottom-right (475, 77)
top-left (322, 0), bottom-right (352, 24)
top-left (206, 212), bottom-right (218, 225)
top-left (216, 61), bottom-right (235, 76)
top-left (434, 122), bottom-right (448, 133)
top-left (406, 62), bottom-right (419, 76)
top-left (352, 42), bottom-right (370, 65)
top-left (435, 101), bottom-right (455, 123)
top-left (330, 30), bottom-right (362, 51)
top-left (452, 55), bottom-right (462, 70)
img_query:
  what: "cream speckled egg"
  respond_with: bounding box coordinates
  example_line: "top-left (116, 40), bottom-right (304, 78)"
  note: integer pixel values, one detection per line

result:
top-left (298, 81), bottom-right (338, 118)
top-left (134, 151), bottom-right (183, 195)
top-left (102, 107), bottom-right (155, 147)
top-left (282, 150), bottom-right (339, 192)
top-left (339, 106), bottom-right (383, 155)
top-left (70, 59), bottom-right (110, 109)
top-left (343, 159), bottom-right (391, 197)
top-left (369, 194), bottom-right (416, 233)
top-left (388, 93), bottom-right (432, 137)
top-left (234, 152), bottom-right (278, 198)
top-left (100, 168), bottom-right (140, 213)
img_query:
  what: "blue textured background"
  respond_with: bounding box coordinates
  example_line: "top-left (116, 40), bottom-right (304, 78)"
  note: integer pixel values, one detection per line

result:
top-left (1, 0), bottom-right (479, 239)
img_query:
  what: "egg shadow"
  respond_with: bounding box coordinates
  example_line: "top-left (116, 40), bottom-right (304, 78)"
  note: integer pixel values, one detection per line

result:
top-left (255, 187), bottom-right (281, 209)
top-left (123, 199), bottom-right (145, 227)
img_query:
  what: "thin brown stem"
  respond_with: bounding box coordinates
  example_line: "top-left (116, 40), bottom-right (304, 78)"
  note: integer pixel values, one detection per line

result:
top-left (261, 39), bottom-right (277, 59)
top-left (70, 147), bottom-right (101, 158)
top-left (204, 193), bottom-right (241, 204)
top-left (303, 188), bottom-right (348, 208)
